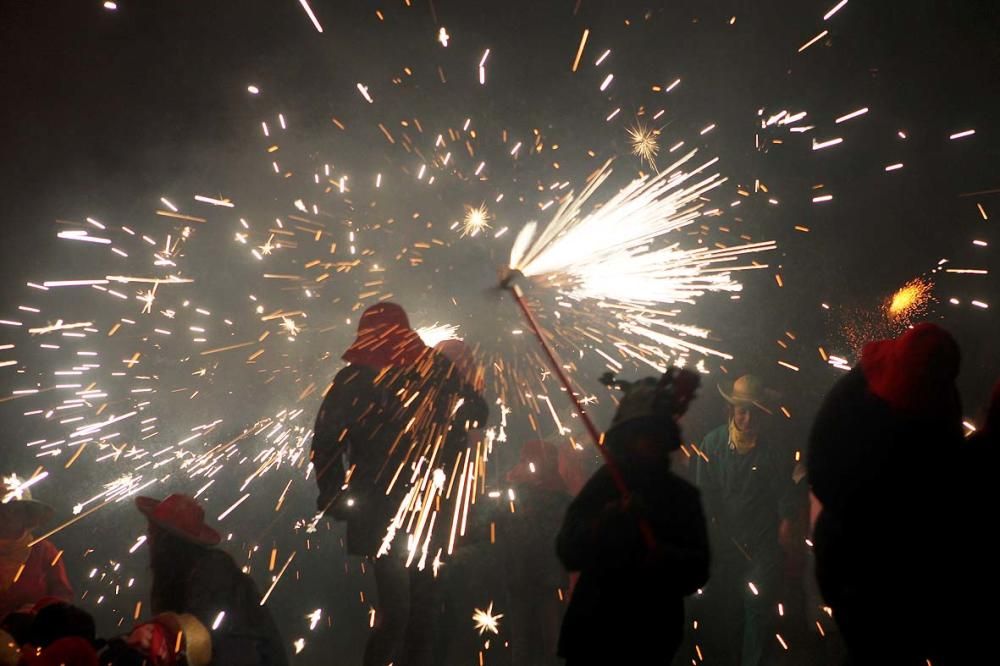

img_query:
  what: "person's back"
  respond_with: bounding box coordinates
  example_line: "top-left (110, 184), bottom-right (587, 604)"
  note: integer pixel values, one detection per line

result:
top-left (181, 549), bottom-right (288, 666)
top-left (558, 462), bottom-right (708, 663)
top-left (138, 494), bottom-right (288, 666)
top-left (556, 370), bottom-right (709, 665)
top-left (807, 324), bottom-right (964, 665)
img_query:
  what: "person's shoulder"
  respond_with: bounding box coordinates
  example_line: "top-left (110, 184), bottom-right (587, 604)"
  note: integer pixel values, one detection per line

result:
top-left (699, 424), bottom-right (728, 450)
top-left (333, 364), bottom-right (374, 384)
top-left (665, 471), bottom-right (701, 501)
top-left (29, 538), bottom-right (59, 559)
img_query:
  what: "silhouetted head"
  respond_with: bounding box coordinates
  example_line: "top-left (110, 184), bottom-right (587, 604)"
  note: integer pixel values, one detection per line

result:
top-left (30, 602), bottom-right (96, 648)
top-left (601, 369), bottom-right (699, 464)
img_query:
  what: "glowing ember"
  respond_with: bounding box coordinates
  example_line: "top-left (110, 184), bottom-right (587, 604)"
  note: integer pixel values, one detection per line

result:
top-left (886, 277), bottom-right (933, 321)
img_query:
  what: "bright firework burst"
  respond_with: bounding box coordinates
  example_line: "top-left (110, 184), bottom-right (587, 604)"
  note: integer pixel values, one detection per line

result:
top-left (461, 203), bottom-right (492, 237)
top-left (472, 601), bottom-right (504, 635)
top-left (627, 122), bottom-right (660, 170)
top-left (886, 277), bottom-right (934, 322)
top-left (510, 154), bottom-right (777, 367)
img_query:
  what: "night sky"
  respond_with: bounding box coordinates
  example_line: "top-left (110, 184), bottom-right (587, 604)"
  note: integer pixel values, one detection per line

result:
top-left (3, 1), bottom-right (997, 395)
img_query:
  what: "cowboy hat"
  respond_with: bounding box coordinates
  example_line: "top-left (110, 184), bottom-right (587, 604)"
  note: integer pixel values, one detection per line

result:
top-left (1, 475), bottom-right (54, 529)
top-left (717, 375), bottom-right (779, 414)
top-left (135, 494), bottom-right (221, 546)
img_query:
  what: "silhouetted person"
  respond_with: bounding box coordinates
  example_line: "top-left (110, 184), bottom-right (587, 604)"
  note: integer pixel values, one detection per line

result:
top-left (693, 376), bottom-right (806, 665)
top-left (311, 304), bottom-right (486, 666)
top-left (0, 476), bottom-right (72, 620)
top-left (136, 493), bottom-right (287, 666)
top-left (557, 370), bottom-right (709, 665)
top-left (808, 323), bottom-right (964, 665)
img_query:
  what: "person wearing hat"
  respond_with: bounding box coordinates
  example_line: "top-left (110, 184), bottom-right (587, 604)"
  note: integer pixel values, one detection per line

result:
top-left (135, 493), bottom-right (287, 666)
top-left (556, 369), bottom-right (709, 665)
top-left (0, 476), bottom-right (72, 620)
top-left (692, 376), bottom-right (806, 666)
top-left (311, 305), bottom-right (487, 666)
top-left (808, 323), bottom-right (969, 664)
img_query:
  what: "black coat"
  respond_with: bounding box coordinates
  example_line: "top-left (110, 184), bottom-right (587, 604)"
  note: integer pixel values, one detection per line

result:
top-left (556, 461), bottom-right (710, 664)
top-left (311, 352), bottom-right (488, 556)
top-left (179, 549), bottom-right (287, 666)
top-left (807, 368), bottom-right (965, 663)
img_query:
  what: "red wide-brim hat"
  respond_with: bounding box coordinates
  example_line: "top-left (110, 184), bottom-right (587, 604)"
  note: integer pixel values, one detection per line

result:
top-left (136, 494), bottom-right (221, 547)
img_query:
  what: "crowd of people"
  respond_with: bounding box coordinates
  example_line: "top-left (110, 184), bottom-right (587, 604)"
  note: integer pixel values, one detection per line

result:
top-left (1, 303), bottom-right (996, 665)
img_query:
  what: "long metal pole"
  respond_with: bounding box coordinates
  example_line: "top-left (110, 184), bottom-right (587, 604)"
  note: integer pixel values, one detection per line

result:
top-left (507, 283), bottom-right (656, 548)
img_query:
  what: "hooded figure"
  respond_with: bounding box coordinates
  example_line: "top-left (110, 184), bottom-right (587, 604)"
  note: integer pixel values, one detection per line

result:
top-left (0, 476), bottom-right (72, 620)
top-left (556, 370), bottom-right (709, 665)
top-left (311, 305), bottom-right (487, 666)
top-left (692, 376), bottom-right (805, 666)
top-left (807, 323), bottom-right (965, 665)
top-left (135, 493), bottom-right (287, 666)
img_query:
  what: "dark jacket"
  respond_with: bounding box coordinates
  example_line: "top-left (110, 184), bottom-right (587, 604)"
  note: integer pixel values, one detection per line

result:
top-left (695, 425), bottom-right (804, 563)
top-left (556, 461), bottom-right (709, 663)
top-left (311, 352), bottom-right (488, 556)
top-left (808, 368), bottom-right (964, 663)
top-left (179, 549), bottom-right (287, 666)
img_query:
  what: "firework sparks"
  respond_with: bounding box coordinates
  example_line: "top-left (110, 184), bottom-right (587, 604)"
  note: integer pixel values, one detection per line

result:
top-left (416, 323), bottom-right (462, 347)
top-left (461, 204), bottom-right (492, 237)
top-left (508, 155), bottom-right (776, 366)
top-left (627, 123), bottom-right (660, 170)
top-left (472, 602), bottom-right (503, 635)
top-left (886, 277), bottom-right (934, 322)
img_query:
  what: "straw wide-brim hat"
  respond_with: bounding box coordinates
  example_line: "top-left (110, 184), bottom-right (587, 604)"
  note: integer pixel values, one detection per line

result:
top-left (718, 375), bottom-right (779, 414)
top-left (154, 612), bottom-right (213, 666)
top-left (1, 476), bottom-right (55, 529)
top-left (135, 494), bottom-right (221, 546)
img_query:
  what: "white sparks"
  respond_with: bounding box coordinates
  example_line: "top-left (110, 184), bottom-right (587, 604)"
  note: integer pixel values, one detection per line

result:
top-left (949, 129), bottom-right (975, 140)
top-left (357, 83), bottom-right (374, 104)
top-left (509, 155), bottom-right (776, 364)
top-left (194, 195), bottom-right (235, 208)
top-left (812, 137), bottom-right (843, 150)
top-left (835, 107), bottom-right (868, 123)
top-left (416, 323), bottom-right (461, 348)
top-left (823, 0), bottom-right (848, 21)
top-left (599, 73), bottom-right (614, 91)
top-left (297, 0), bottom-right (324, 33)
top-left (798, 30), bottom-right (829, 53)
top-left (472, 602), bottom-right (504, 636)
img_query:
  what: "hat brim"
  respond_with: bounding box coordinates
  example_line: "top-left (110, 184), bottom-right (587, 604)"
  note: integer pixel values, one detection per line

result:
top-left (1, 499), bottom-right (54, 529)
top-left (136, 496), bottom-right (221, 547)
top-left (717, 383), bottom-right (778, 414)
